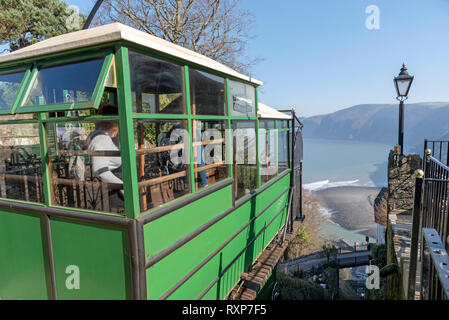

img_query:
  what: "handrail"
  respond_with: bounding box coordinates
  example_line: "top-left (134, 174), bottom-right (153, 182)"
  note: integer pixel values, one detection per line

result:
top-left (421, 228), bottom-right (449, 300)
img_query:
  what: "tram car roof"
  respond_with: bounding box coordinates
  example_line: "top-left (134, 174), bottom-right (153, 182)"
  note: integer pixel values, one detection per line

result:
top-left (0, 22), bottom-right (263, 87)
top-left (257, 102), bottom-right (292, 120)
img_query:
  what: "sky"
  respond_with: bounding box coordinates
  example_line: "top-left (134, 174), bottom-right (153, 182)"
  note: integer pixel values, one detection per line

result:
top-left (4, 0), bottom-right (449, 117)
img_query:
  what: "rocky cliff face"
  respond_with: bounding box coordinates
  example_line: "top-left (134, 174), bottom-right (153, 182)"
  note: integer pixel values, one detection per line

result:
top-left (374, 187), bottom-right (388, 227)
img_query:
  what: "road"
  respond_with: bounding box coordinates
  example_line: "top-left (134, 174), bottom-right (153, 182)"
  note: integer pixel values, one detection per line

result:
top-left (279, 250), bottom-right (372, 275)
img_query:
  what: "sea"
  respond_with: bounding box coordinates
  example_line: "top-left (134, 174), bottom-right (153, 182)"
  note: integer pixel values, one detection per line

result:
top-left (302, 138), bottom-right (392, 244)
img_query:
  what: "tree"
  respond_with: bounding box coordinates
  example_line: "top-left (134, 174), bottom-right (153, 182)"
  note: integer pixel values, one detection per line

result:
top-left (0, 0), bottom-right (85, 52)
top-left (287, 189), bottom-right (325, 259)
top-left (96, 0), bottom-right (255, 72)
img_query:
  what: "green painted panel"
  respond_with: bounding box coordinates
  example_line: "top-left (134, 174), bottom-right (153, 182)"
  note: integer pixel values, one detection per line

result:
top-left (144, 174), bottom-right (290, 299)
top-left (143, 185), bottom-right (232, 258)
top-left (0, 210), bottom-right (49, 300)
top-left (50, 218), bottom-right (132, 300)
top-left (173, 202), bottom-right (288, 300)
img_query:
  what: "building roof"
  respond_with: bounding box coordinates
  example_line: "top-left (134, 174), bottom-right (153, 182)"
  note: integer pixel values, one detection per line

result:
top-left (258, 103), bottom-right (292, 120)
top-left (0, 23), bottom-right (263, 86)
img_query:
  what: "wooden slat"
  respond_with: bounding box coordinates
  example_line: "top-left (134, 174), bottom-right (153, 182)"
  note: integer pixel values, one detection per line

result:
top-left (194, 162), bottom-right (226, 173)
top-left (58, 150), bottom-right (120, 157)
top-left (138, 171), bottom-right (186, 188)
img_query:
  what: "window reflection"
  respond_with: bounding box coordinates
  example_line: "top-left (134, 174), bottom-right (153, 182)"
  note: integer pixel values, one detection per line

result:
top-left (0, 120), bottom-right (43, 203)
top-left (193, 120), bottom-right (228, 189)
top-left (189, 69), bottom-right (225, 115)
top-left (232, 121), bottom-right (257, 199)
top-left (134, 119), bottom-right (190, 211)
top-left (25, 58), bottom-right (105, 106)
top-left (278, 130), bottom-right (289, 173)
top-left (229, 81), bottom-right (255, 117)
top-left (0, 71), bottom-right (25, 110)
top-left (259, 120), bottom-right (276, 184)
top-left (47, 116), bottom-right (124, 215)
top-left (129, 51), bottom-right (185, 114)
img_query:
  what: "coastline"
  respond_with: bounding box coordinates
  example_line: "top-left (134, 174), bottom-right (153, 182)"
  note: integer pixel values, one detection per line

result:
top-left (314, 186), bottom-right (381, 239)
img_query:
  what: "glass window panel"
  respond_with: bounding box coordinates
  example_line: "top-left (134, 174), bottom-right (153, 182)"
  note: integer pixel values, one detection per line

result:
top-left (134, 119), bottom-right (190, 212)
top-left (232, 120), bottom-right (257, 199)
top-left (104, 58), bottom-right (117, 89)
top-left (189, 69), bottom-right (225, 115)
top-left (0, 120), bottom-right (43, 203)
top-left (278, 130), bottom-right (289, 173)
top-left (259, 120), bottom-right (276, 184)
top-left (293, 129), bottom-right (303, 166)
top-left (129, 51), bottom-right (185, 114)
top-left (193, 120), bottom-right (228, 189)
top-left (46, 89), bottom-right (118, 119)
top-left (47, 119), bottom-right (124, 215)
top-left (260, 120), bottom-right (275, 130)
top-left (25, 58), bottom-right (105, 107)
top-left (278, 120), bottom-right (289, 129)
top-left (0, 71), bottom-right (25, 110)
top-left (229, 80), bottom-right (255, 117)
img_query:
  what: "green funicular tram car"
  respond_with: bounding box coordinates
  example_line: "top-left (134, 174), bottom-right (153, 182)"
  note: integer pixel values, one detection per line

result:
top-left (0, 23), bottom-right (303, 300)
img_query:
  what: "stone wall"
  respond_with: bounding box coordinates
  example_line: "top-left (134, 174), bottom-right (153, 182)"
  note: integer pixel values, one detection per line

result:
top-left (387, 151), bottom-right (422, 215)
top-left (385, 150), bottom-right (422, 300)
top-left (374, 187), bottom-right (388, 227)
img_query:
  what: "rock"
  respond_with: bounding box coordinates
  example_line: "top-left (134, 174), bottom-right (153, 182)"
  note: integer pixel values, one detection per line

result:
top-left (387, 151), bottom-right (422, 215)
top-left (374, 187), bottom-right (388, 227)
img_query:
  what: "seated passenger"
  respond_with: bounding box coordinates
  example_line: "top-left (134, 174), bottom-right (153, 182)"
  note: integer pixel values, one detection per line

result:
top-left (88, 105), bottom-right (124, 206)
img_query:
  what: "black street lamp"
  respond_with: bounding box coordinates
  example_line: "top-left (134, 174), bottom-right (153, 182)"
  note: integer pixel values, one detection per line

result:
top-left (394, 63), bottom-right (414, 156)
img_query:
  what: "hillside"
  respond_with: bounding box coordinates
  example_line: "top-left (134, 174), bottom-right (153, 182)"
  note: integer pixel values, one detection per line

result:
top-left (302, 102), bottom-right (449, 153)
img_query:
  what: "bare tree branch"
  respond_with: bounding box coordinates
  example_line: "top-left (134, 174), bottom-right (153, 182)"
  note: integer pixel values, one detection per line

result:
top-left (95, 0), bottom-right (257, 72)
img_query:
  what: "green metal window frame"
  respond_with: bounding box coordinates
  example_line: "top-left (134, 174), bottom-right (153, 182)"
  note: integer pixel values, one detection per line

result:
top-left (258, 119), bottom-right (277, 186)
top-left (0, 42), bottom-right (294, 220)
top-left (34, 112), bottom-right (125, 219)
top-left (15, 50), bottom-right (114, 114)
top-left (188, 66), bottom-right (227, 116)
top-left (0, 113), bottom-right (44, 207)
top-left (0, 64), bottom-right (33, 115)
top-left (276, 120), bottom-right (291, 175)
top-left (128, 49), bottom-right (260, 216)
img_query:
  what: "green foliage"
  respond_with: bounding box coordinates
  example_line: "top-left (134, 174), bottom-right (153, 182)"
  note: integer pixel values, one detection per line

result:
top-left (276, 272), bottom-right (329, 300)
top-left (0, 0), bottom-right (85, 52)
top-left (236, 165), bottom-right (257, 192)
top-left (371, 244), bottom-right (387, 269)
top-left (288, 229), bottom-right (311, 259)
top-left (322, 242), bottom-right (337, 264)
top-left (0, 81), bottom-right (20, 108)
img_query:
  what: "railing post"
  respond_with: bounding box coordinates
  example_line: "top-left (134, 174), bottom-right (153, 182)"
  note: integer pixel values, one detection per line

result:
top-left (289, 108), bottom-right (296, 233)
top-left (423, 139), bottom-right (427, 169)
top-left (424, 149), bottom-right (431, 180)
top-left (408, 169), bottom-right (424, 300)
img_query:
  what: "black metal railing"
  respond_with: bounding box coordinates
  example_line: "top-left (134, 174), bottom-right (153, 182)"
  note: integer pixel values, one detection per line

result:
top-left (420, 228), bottom-right (449, 300)
top-left (424, 139), bottom-right (449, 167)
top-left (408, 140), bottom-right (449, 299)
top-left (422, 149), bottom-right (449, 244)
top-left (279, 109), bottom-right (304, 236)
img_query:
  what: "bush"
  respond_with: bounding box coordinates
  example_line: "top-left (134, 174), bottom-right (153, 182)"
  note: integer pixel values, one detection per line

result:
top-left (276, 272), bottom-right (329, 300)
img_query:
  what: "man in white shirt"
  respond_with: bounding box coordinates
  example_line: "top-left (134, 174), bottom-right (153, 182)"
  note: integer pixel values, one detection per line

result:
top-left (88, 105), bottom-right (124, 211)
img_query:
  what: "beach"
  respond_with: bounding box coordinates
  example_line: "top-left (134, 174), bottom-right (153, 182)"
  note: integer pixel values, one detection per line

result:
top-left (314, 186), bottom-right (380, 239)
